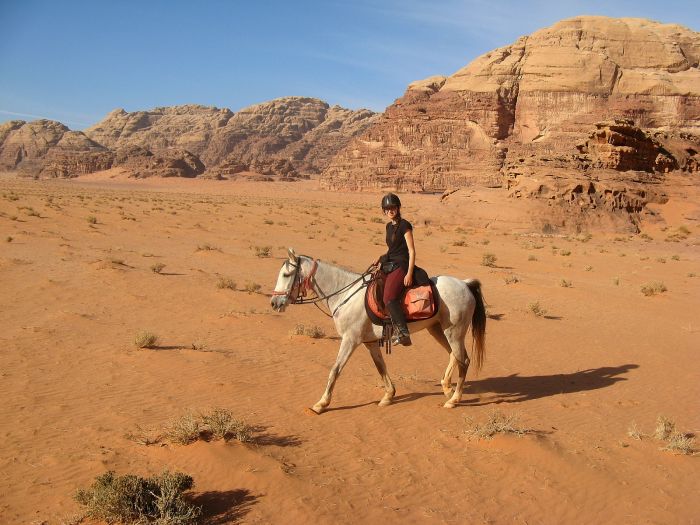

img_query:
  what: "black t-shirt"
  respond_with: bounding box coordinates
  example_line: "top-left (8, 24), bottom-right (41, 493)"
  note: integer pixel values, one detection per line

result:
top-left (384, 218), bottom-right (412, 269)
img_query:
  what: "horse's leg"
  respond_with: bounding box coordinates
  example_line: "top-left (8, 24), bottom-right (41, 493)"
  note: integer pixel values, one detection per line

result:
top-left (428, 324), bottom-right (455, 398)
top-left (443, 328), bottom-right (470, 409)
top-left (364, 342), bottom-right (395, 406)
top-left (311, 336), bottom-right (359, 414)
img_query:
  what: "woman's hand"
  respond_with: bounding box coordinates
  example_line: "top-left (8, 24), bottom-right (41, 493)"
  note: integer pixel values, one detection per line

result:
top-left (403, 273), bottom-right (413, 287)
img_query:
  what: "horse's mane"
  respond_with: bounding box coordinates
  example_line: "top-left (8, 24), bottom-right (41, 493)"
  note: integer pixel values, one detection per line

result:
top-left (300, 255), bottom-right (360, 279)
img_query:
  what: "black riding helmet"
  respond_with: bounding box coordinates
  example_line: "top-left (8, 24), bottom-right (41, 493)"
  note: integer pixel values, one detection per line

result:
top-left (381, 193), bottom-right (401, 210)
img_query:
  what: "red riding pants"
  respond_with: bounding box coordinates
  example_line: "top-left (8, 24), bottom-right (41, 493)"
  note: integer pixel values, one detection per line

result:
top-left (383, 267), bottom-right (406, 304)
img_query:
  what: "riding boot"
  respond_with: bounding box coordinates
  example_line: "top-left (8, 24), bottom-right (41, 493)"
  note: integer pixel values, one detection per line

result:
top-left (387, 300), bottom-right (412, 346)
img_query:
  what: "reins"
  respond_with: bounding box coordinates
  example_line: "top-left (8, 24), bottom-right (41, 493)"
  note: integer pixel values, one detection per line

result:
top-left (274, 257), bottom-right (375, 318)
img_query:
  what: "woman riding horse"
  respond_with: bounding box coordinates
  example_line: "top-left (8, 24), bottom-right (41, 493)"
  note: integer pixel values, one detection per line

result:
top-left (373, 193), bottom-right (415, 346)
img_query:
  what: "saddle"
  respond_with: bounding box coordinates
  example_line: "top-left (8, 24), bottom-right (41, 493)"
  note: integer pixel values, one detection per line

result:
top-left (365, 266), bottom-right (439, 326)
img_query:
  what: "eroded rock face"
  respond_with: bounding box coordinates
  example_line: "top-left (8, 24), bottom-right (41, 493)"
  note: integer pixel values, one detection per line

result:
top-left (200, 97), bottom-right (378, 175)
top-left (1, 97), bottom-right (376, 179)
top-left (40, 132), bottom-right (114, 178)
top-left (321, 16), bottom-right (700, 201)
top-left (86, 97), bottom-right (378, 177)
top-left (0, 120), bottom-right (70, 174)
top-left (113, 147), bottom-right (205, 178)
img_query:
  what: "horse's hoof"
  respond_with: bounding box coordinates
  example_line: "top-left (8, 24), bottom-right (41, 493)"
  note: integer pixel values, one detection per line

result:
top-left (378, 398), bottom-right (392, 407)
top-left (310, 404), bottom-right (326, 414)
top-left (443, 401), bottom-right (456, 409)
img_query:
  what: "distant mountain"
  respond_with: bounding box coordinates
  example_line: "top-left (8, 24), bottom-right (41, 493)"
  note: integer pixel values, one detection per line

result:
top-left (0, 97), bottom-right (379, 179)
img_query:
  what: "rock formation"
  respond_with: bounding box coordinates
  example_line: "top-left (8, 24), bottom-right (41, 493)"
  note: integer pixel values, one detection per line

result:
top-left (321, 16), bottom-right (700, 229)
top-left (85, 97), bottom-right (378, 178)
top-left (0, 98), bottom-right (377, 180)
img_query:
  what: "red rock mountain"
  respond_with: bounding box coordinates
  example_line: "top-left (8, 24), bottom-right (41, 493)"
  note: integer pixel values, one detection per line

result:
top-left (0, 98), bottom-right (379, 179)
top-left (321, 16), bottom-right (699, 229)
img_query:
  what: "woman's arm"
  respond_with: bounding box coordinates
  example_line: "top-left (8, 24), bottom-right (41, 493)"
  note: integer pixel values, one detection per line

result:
top-left (404, 228), bottom-right (415, 286)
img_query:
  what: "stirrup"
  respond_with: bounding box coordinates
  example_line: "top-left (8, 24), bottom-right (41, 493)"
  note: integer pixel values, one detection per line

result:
top-left (391, 331), bottom-right (412, 347)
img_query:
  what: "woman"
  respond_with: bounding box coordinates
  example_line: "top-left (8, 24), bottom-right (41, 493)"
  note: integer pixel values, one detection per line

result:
top-left (373, 193), bottom-right (415, 346)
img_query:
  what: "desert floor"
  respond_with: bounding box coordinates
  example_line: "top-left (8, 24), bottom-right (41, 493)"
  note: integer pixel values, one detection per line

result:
top-left (0, 173), bottom-right (698, 524)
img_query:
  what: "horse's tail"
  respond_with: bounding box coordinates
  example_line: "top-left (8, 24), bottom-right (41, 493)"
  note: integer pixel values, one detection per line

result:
top-left (464, 279), bottom-right (486, 373)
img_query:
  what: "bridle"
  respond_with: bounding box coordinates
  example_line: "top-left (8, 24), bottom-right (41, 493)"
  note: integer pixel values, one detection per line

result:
top-left (271, 257), bottom-right (319, 305)
top-left (272, 256), bottom-right (375, 317)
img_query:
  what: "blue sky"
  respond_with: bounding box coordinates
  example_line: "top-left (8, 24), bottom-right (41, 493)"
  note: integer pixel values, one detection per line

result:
top-left (1, 0), bottom-right (698, 130)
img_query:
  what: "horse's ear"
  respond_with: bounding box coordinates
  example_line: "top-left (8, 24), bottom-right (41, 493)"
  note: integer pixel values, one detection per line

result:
top-left (287, 248), bottom-right (297, 262)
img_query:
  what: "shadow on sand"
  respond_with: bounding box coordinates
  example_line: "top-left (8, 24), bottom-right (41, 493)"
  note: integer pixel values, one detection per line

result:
top-left (464, 363), bottom-right (639, 405)
top-left (194, 489), bottom-right (257, 524)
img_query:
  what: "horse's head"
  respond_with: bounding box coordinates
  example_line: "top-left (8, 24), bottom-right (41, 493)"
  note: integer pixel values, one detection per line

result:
top-left (270, 248), bottom-right (303, 312)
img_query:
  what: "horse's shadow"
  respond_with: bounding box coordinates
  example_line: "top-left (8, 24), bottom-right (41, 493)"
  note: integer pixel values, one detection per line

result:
top-left (463, 363), bottom-right (639, 405)
top-left (192, 489), bottom-right (257, 524)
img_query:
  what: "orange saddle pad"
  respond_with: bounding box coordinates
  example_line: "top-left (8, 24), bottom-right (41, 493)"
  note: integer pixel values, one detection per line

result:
top-left (365, 280), bottom-right (438, 324)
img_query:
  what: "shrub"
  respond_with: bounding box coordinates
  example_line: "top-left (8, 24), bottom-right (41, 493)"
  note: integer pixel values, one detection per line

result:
top-left (216, 277), bottom-right (236, 290)
top-left (150, 263), bottom-right (166, 274)
top-left (164, 413), bottom-right (201, 445)
top-left (74, 470), bottom-right (201, 524)
top-left (612, 277), bottom-right (620, 286)
top-left (559, 279), bottom-right (572, 288)
top-left (627, 422), bottom-right (643, 440)
top-left (504, 274), bottom-right (519, 284)
top-left (134, 331), bottom-right (159, 349)
top-left (6, 236), bottom-right (12, 243)
top-left (452, 240), bottom-right (467, 247)
top-left (244, 281), bottom-right (261, 294)
top-left (481, 253), bottom-right (497, 267)
top-left (527, 255), bottom-right (538, 261)
top-left (671, 255), bottom-right (680, 261)
top-left (196, 243), bottom-right (220, 252)
top-left (86, 215), bottom-right (97, 224)
top-left (290, 323), bottom-right (306, 336)
top-left (254, 245), bottom-right (271, 258)
top-left (201, 408), bottom-right (254, 443)
top-left (464, 410), bottom-right (530, 439)
top-left (304, 324), bottom-right (325, 339)
top-left (559, 250), bottom-right (571, 256)
top-left (654, 416), bottom-right (675, 440)
top-left (641, 282), bottom-right (667, 296)
top-left (527, 301), bottom-right (547, 317)
top-left (661, 432), bottom-right (696, 455)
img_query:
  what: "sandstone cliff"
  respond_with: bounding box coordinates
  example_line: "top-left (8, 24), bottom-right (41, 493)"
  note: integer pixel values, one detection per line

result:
top-left (85, 97), bottom-right (378, 177)
top-left (321, 16), bottom-right (700, 229)
top-left (0, 98), bottom-right (378, 180)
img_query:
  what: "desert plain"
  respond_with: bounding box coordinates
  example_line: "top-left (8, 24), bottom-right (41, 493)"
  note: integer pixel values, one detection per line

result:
top-left (0, 171), bottom-right (698, 524)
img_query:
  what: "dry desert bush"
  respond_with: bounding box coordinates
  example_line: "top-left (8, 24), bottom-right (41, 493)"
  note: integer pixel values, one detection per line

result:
top-left (504, 274), bottom-right (520, 284)
top-left (216, 277), bottom-right (236, 290)
top-left (559, 279), bottom-right (573, 288)
top-left (626, 416), bottom-right (696, 455)
top-left (74, 470), bottom-right (201, 524)
top-left (464, 410), bottom-right (531, 439)
top-left (481, 253), bottom-right (497, 267)
top-left (134, 331), bottom-right (159, 349)
top-left (641, 281), bottom-right (667, 296)
top-left (254, 245), bottom-right (271, 257)
top-left (150, 262), bottom-right (166, 274)
top-left (527, 301), bottom-right (547, 317)
top-left (164, 412), bottom-right (201, 445)
top-left (290, 323), bottom-right (326, 339)
top-left (244, 281), bottom-right (262, 294)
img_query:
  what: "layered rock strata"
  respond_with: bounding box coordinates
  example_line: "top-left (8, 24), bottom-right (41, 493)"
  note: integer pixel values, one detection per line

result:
top-left (321, 15), bottom-right (700, 221)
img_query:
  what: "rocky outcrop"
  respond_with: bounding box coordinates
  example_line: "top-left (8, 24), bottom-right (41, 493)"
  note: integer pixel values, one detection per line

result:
top-left (112, 146), bottom-right (205, 178)
top-left (322, 16), bottom-right (700, 196)
top-left (40, 132), bottom-right (114, 178)
top-left (0, 120), bottom-right (70, 174)
top-left (1, 97), bottom-right (377, 179)
top-left (85, 105), bottom-right (233, 157)
top-left (86, 97), bottom-right (378, 177)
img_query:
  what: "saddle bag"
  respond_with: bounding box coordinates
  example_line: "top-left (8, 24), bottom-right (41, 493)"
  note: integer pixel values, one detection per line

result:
top-left (403, 285), bottom-right (436, 319)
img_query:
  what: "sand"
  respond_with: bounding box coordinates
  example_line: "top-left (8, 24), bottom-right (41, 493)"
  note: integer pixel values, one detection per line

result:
top-left (0, 173), bottom-right (698, 524)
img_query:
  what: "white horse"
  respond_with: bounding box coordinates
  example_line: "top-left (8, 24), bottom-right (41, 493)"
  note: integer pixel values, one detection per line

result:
top-left (271, 248), bottom-right (486, 414)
